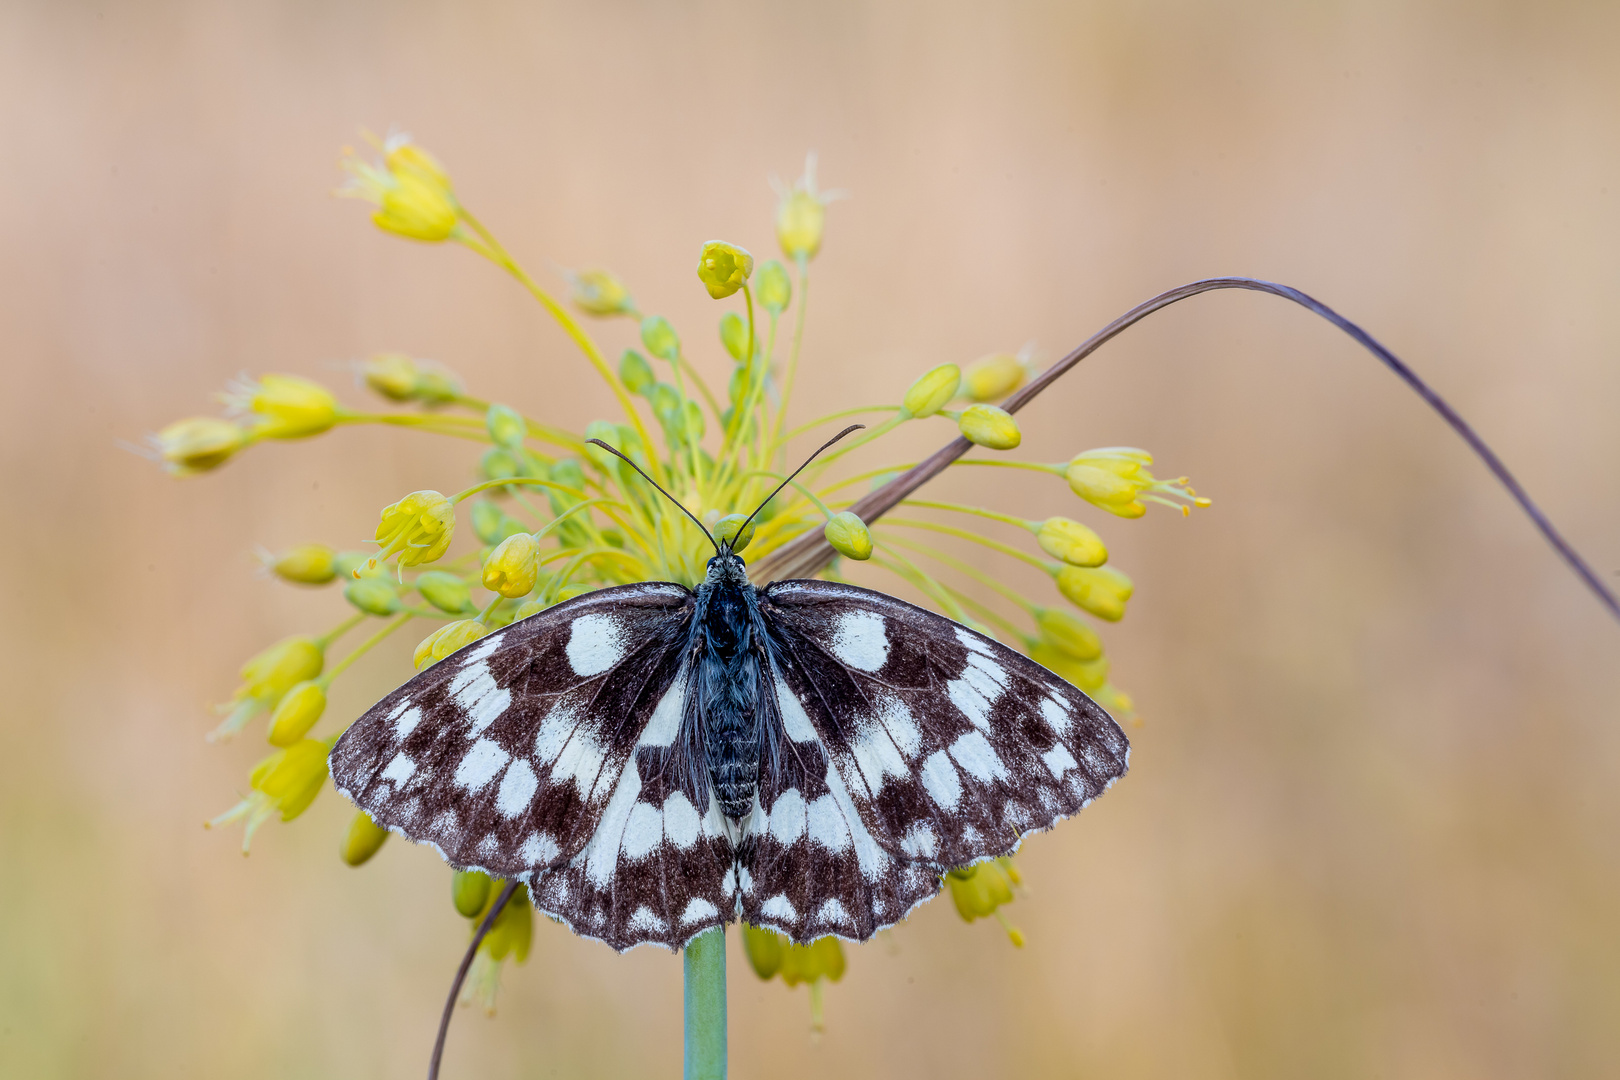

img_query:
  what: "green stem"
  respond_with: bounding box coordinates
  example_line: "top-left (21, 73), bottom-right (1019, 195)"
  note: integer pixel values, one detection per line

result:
top-left (683, 928), bottom-right (726, 1080)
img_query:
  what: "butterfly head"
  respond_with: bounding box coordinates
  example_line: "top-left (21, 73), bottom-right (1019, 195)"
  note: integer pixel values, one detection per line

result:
top-left (704, 550), bottom-right (749, 586)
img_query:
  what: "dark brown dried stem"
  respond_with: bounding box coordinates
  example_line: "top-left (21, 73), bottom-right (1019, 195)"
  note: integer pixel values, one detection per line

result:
top-left (428, 879), bottom-right (520, 1080)
top-left (748, 277), bottom-right (1620, 626)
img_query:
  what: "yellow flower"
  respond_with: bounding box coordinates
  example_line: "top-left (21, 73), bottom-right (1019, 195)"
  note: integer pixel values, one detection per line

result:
top-left (824, 511), bottom-right (873, 561)
top-left (958, 404), bottom-right (1021, 450)
top-left (265, 544), bottom-right (338, 585)
top-left (742, 924), bottom-right (846, 986)
top-left (1056, 564), bottom-right (1133, 622)
top-left (267, 680), bottom-right (326, 746)
top-left (413, 619), bottom-right (489, 671)
top-left (1035, 517), bottom-right (1107, 567)
top-left (1030, 642), bottom-right (1110, 692)
top-left (947, 859), bottom-right (1025, 946)
top-left (568, 268), bottom-right (634, 317)
top-left (1065, 447), bottom-right (1210, 518)
top-left (372, 490), bottom-right (455, 571)
top-left (228, 374), bottom-right (339, 439)
top-left (340, 811), bottom-right (390, 867)
top-left (211, 635), bottom-right (325, 741)
top-left (340, 132), bottom-right (459, 242)
top-left (482, 532), bottom-right (540, 598)
top-left (774, 154), bottom-right (840, 261)
top-left (1033, 607), bottom-right (1102, 661)
top-left (902, 364), bottom-right (961, 419)
top-left (962, 352), bottom-right (1027, 402)
top-left (150, 417), bottom-right (248, 476)
top-left (461, 882), bottom-right (533, 1015)
top-left (697, 241), bottom-right (754, 300)
top-left (205, 738), bottom-right (331, 853)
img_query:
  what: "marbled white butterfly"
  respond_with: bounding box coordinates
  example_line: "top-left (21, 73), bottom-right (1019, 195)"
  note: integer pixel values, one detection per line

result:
top-left (330, 429), bottom-right (1129, 950)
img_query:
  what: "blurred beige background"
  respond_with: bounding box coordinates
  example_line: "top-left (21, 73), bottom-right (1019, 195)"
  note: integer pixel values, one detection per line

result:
top-left (3, 1), bottom-right (1618, 1077)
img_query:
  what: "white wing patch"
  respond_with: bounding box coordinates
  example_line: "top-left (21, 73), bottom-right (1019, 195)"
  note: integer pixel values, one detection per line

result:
top-left (830, 609), bottom-right (889, 672)
top-left (565, 612), bottom-right (626, 676)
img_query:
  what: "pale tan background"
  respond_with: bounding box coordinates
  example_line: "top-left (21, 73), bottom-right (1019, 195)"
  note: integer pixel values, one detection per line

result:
top-left (3, 1), bottom-right (1619, 1077)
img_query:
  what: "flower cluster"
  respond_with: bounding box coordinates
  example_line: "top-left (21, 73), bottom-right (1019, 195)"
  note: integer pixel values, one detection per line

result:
top-left (156, 135), bottom-right (1208, 1019)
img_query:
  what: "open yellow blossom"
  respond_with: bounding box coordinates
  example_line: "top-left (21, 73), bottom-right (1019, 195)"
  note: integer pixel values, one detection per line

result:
top-left (1066, 446), bottom-right (1210, 518)
top-left (483, 532), bottom-right (540, 598)
top-left (372, 490), bottom-right (455, 571)
top-left (697, 241), bottom-right (754, 300)
top-left (205, 738), bottom-right (331, 853)
top-left (211, 635), bottom-right (324, 742)
top-left (773, 154), bottom-right (841, 262)
top-left (947, 859), bottom-right (1025, 946)
top-left (340, 132), bottom-right (459, 242)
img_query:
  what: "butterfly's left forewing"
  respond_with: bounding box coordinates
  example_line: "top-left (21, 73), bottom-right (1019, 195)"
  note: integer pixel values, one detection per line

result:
top-left (330, 582), bottom-right (735, 951)
top-left (743, 579), bottom-right (1129, 941)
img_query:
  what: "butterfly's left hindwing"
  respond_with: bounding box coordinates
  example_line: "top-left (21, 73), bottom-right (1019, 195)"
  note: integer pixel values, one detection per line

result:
top-left (329, 582), bottom-right (736, 951)
top-left (743, 579), bottom-right (1129, 941)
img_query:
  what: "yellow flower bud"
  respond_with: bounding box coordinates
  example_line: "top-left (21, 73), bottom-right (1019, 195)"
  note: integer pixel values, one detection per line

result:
top-left (619, 349), bottom-right (655, 395)
top-left (453, 869), bottom-right (493, 918)
top-left (712, 513), bottom-right (757, 553)
top-left (344, 577), bottom-right (401, 616)
top-left (483, 533), bottom-right (539, 598)
top-left (902, 364), bottom-right (961, 419)
top-left (340, 811), bottom-right (389, 867)
top-left (697, 241), bottom-right (754, 300)
top-left (372, 490), bottom-right (455, 570)
top-left (373, 168), bottom-right (457, 241)
top-left (415, 570), bottom-right (474, 614)
top-left (513, 599), bottom-right (546, 621)
top-left (479, 884), bottom-right (533, 965)
top-left (1064, 463), bottom-right (1146, 518)
top-left (206, 738), bottom-right (332, 853)
top-left (824, 511), bottom-right (873, 561)
top-left (413, 619), bottom-right (489, 671)
top-left (212, 635), bottom-right (324, 741)
top-left (958, 404), bottom-right (1021, 450)
top-left (485, 404), bottom-right (527, 449)
top-left (962, 352), bottom-right (1027, 402)
top-left (947, 859), bottom-right (1025, 946)
top-left (384, 137), bottom-right (453, 191)
top-left (267, 544), bottom-right (338, 585)
top-left (151, 417), bottom-right (248, 475)
top-left (1035, 518), bottom-right (1107, 567)
top-left (1030, 642), bottom-right (1109, 691)
top-left (776, 189), bottom-right (825, 261)
top-left (231, 374), bottom-right (339, 440)
top-left (741, 924), bottom-right (846, 986)
top-left (359, 353), bottom-right (420, 401)
top-left (1033, 608), bottom-right (1102, 661)
top-left (1056, 565), bottom-right (1133, 622)
top-left (640, 315), bottom-right (680, 362)
top-left (267, 680), bottom-right (326, 746)
top-left (568, 268), bottom-right (634, 317)
top-left (755, 259), bottom-right (792, 314)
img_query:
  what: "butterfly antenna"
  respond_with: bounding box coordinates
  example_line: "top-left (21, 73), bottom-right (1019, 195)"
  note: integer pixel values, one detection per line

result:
top-left (584, 439), bottom-right (722, 555)
top-left (429, 879), bottom-right (519, 1080)
top-left (727, 423), bottom-right (864, 553)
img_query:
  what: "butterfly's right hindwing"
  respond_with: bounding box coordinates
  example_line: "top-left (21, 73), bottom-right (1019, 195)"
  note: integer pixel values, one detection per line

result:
top-left (330, 582), bottom-right (700, 882)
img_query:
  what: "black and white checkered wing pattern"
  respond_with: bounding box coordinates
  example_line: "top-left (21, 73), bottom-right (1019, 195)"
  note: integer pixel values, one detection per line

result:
top-left (745, 579), bottom-right (1129, 941)
top-left (329, 582), bottom-right (734, 951)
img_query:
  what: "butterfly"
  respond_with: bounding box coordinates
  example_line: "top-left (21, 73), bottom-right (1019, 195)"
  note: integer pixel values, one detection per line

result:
top-left (329, 427), bottom-right (1129, 951)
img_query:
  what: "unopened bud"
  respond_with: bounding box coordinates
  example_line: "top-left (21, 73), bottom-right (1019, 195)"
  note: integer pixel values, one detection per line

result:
top-left (413, 364), bottom-right (462, 405)
top-left (152, 417), bottom-right (248, 476)
top-left (777, 184), bottom-right (827, 262)
top-left (413, 619), bottom-right (489, 670)
top-left (619, 349), bottom-right (655, 395)
top-left (712, 513), bottom-right (757, 553)
top-left (470, 500), bottom-right (526, 546)
top-left (513, 599), bottom-right (546, 621)
top-left (267, 680), bottom-right (326, 746)
top-left (755, 259), bottom-right (792, 314)
top-left (268, 544), bottom-right (338, 585)
top-left (962, 352), bottom-right (1027, 402)
top-left (231, 374), bottom-right (340, 440)
top-left (1035, 518), bottom-right (1107, 567)
top-left (482, 533), bottom-right (539, 598)
top-left (947, 859), bottom-right (1017, 923)
top-left (1030, 641), bottom-right (1109, 691)
top-left (1056, 565), bottom-right (1133, 622)
top-left (415, 570), bottom-right (474, 614)
top-left (741, 924), bottom-right (846, 986)
top-left (824, 511), bottom-right (873, 561)
top-left (697, 241), bottom-right (754, 300)
top-left (568, 268), bottom-right (634, 317)
top-left (344, 577), bottom-right (401, 616)
top-left (902, 364), bottom-right (961, 419)
top-left (958, 404), bottom-right (1021, 450)
top-left (640, 315), bottom-right (680, 362)
top-left (485, 404), bottom-right (527, 449)
top-left (1033, 608), bottom-right (1102, 661)
top-left (257, 738), bottom-right (329, 823)
top-left (719, 312), bottom-right (756, 363)
top-left (453, 869), bottom-right (492, 918)
top-left (360, 353), bottom-right (420, 401)
top-left (374, 169), bottom-right (458, 241)
top-left (340, 811), bottom-right (389, 867)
